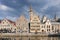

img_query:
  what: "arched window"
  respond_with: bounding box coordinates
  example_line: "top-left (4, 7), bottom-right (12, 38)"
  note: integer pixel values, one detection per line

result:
top-left (47, 25), bottom-right (50, 28)
top-left (49, 25), bottom-right (50, 28)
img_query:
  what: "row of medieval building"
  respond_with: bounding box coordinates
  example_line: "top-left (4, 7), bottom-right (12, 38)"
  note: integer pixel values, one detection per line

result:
top-left (0, 7), bottom-right (60, 34)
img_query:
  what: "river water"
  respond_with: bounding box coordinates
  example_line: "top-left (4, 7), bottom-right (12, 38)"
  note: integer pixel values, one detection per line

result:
top-left (0, 37), bottom-right (60, 40)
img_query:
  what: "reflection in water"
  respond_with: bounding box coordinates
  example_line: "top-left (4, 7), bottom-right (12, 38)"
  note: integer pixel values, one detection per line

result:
top-left (0, 37), bottom-right (60, 40)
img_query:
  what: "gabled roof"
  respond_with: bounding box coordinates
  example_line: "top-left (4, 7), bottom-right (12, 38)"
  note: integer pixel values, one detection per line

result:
top-left (0, 18), bottom-right (16, 26)
top-left (7, 19), bottom-right (16, 26)
top-left (17, 15), bottom-right (28, 22)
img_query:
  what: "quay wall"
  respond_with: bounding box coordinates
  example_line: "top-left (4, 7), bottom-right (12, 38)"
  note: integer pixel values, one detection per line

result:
top-left (0, 33), bottom-right (60, 37)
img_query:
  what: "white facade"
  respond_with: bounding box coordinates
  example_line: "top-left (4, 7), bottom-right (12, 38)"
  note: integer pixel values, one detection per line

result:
top-left (39, 18), bottom-right (53, 34)
top-left (0, 18), bottom-right (16, 33)
top-left (29, 7), bottom-right (55, 34)
top-left (51, 22), bottom-right (60, 33)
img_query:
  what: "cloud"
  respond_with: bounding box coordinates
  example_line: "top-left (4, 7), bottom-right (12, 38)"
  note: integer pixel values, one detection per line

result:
top-left (6, 16), bottom-right (18, 21)
top-left (12, 0), bottom-right (17, 3)
top-left (27, 0), bottom-right (46, 3)
top-left (0, 17), bottom-right (4, 20)
top-left (0, 0), bottom-right (60, 20)
top-left (0, 4), bottom-right (17, 17)
top-left (28, 0), bottom-right (40, 3)
top-left (41, 0), bottom-right (60, 12)
top-left (23, 5), bottom-right (29, 12)
top-left (0, 4), bottom-right (14, 11)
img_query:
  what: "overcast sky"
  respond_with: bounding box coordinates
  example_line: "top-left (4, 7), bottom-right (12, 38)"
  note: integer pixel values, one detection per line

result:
top-left (0, 0), bottom-right (60, 21)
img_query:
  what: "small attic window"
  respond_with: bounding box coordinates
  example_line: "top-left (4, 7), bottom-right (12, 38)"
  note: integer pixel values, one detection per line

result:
top-left (5, 20), bottom-right (6, 22)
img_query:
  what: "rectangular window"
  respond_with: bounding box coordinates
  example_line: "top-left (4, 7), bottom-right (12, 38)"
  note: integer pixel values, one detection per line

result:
top-left (52, 26), bottom-right (54, 30)
top-left (47, 29), bottom-right (48, 31)
top-left (47, 29), bottom-right (50, 31)
top-left (49, 29), bottom-right (50, 31)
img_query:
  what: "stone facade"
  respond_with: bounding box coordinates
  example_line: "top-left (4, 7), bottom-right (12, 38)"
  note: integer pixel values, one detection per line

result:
top-left (16, 15), bottom-right (28, 33)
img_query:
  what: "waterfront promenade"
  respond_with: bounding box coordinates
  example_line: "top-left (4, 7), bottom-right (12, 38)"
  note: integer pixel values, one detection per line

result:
top-left (0, 33), bottom-right (49, 37)
top-left (0, 33), bottom-right (59, 37)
